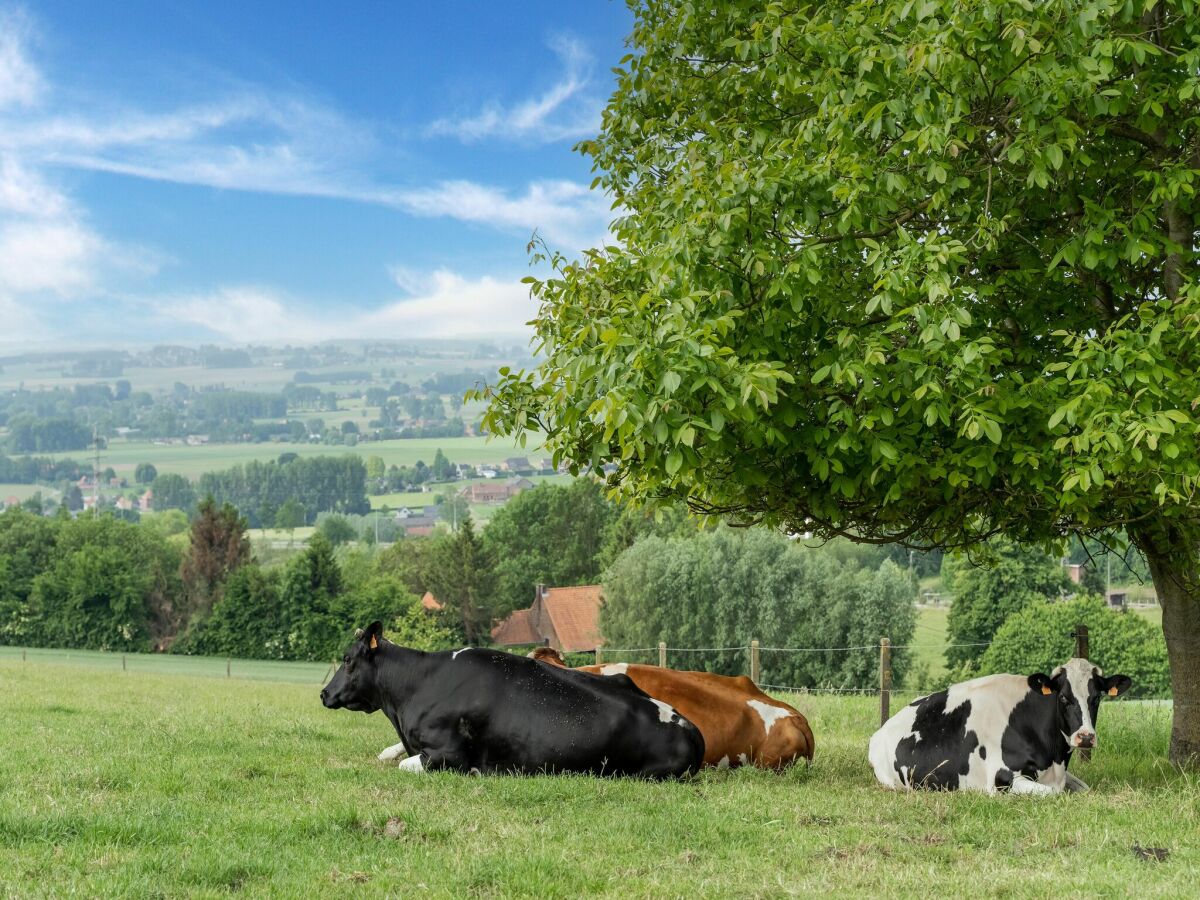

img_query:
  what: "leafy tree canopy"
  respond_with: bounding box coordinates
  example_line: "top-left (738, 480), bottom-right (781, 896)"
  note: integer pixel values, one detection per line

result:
top-left (480, 0), bottom-right (1200, 763)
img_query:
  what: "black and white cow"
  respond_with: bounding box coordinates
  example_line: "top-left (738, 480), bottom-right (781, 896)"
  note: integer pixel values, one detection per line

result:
top-left (321, 622), bottom-right (705, 778)
top-left (869, 658), bottom-right (1131, 795)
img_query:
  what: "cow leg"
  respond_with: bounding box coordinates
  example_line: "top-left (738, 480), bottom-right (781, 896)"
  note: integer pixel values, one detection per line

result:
top-left (397, 755), bottom-right (425, 774)
top-left (378, 740), bottom-right (408, 762)
top-left (1063, 771), bottom-right (1091, 794)
top-left (1010, 775), bottom-right (1057, 797)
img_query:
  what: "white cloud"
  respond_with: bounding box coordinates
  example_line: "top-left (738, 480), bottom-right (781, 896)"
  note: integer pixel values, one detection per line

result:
top-left (384, 178), bottom-right (612, 247)
top-left (159, 271), bottom-right (535, 344)
top-left (427, 36), bottom-right (600, 143)
top-left (0, 9), bottom-right (609, 344)
top-left (0, 8), bottom-right (40, 109)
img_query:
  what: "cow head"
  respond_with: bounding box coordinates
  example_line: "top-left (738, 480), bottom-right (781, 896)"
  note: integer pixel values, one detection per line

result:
top-left (527, 646), bottom-right (567, 667)
top-left (321, 621), bottom-right (385, 713)
top-left (1028, 658), bottom-right (1131, 750)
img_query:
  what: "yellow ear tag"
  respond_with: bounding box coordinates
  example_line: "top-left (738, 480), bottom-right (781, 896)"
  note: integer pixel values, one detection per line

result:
top-left (369, 634), bottom-right (379, 650)
top-left (1041, 685), bottom-right (1053, 695)
top-left (1108, 685), bottom-right (1118, 696)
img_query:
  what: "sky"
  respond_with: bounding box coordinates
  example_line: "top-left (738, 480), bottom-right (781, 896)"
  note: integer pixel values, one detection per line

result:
top-left (0, 1), bottom-right (633, 347)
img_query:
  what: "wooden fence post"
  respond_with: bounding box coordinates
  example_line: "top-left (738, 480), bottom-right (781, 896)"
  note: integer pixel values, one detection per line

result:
top-left (595, 647), bottom-right (603, 666)
top-left (1075, 624), bottom-right (1091, 761)
top-left (122, 655), bottom-right (127, 672)
top-left (658, 641), bottom-right (667, 668)
top-left (750, 640), bottom-right (760, 685)
top-left (879, 637), bottom-right (892, 727)
top-left (227, 657), bottom-right (231, 678)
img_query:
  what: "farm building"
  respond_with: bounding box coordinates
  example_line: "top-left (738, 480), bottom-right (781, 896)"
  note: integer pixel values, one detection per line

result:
top-left (491, 583), bottom-right (605, 653)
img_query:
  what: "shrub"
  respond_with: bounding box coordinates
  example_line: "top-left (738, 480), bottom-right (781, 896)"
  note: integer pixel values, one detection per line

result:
top-left (977, 595), bottom-right (1170, 699)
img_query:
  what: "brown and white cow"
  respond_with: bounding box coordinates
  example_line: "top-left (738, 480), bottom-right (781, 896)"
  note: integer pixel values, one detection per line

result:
top-left (527, 647), bottom-right (814, 770)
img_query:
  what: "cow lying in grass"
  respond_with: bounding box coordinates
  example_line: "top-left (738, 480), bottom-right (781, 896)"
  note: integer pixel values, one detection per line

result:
top-left (526, 647), bottom-right (814, 770)
top-left (321, 623), bottom-right (705, 778)
top-left (869, 657), bottom-right (1131, 795)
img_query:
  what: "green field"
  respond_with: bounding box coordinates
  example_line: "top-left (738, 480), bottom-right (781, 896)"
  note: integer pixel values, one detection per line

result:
top-left (0, 654), bottom-right (1191, 897)
top-left (48, 435), bottom-right (542, 479)
top-left (0, 484), bottom-right (61, 503)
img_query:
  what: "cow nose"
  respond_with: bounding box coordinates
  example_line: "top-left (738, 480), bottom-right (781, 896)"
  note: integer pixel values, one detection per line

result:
top-left (320, 689), bottom-right (329, 702)
top-left (1075, 732), bottom-right (1096, 748)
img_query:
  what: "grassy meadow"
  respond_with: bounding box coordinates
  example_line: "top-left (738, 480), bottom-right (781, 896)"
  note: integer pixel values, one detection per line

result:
top-left (0, 652), bottom-right (1193, 898)
top-left (50, 435), bottom-right (541, 480)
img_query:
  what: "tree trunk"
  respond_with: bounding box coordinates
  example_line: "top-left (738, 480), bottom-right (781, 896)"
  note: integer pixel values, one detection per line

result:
top-left (1131, 519), bottom-right (1200, 767)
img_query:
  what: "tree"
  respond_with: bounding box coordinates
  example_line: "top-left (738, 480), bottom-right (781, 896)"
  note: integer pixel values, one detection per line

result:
top-left (135, 462), bottom-right (158, 485)
top-left (151, 473), bottom-right (196, 514)
top-left (943, 540), bottom-right (1072, 668)
top-left (180, 496), bottom-right (252, 621)
top-left (979, 596), bottom-right (1170, 699)
top-left (279, 533), bottom-right (345, 660)
top-left (481, 480), bottom-right (616, 618)
top-left (423, 517), bottom-right (496, 643)
top-left (480, 2), bottom-right (1200, 764)
top-left (438, 494), bottom-right (470, 530)
top-left (431, 448), bottom-right (455, 481)
top-left (63, 484), bottom-right (84, 512)
top-left (318, 514), bottom-right (357, 546)
top-left (274, 499), bottom-right (307, 536)
top-left (182, 565), bottom-right (285, 659)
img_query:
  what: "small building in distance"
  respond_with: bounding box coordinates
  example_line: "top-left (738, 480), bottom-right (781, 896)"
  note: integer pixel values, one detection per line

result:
top-left (491, 583), bottom-right (605, 654)
top-left (420, 591), bottom-right (444, 612)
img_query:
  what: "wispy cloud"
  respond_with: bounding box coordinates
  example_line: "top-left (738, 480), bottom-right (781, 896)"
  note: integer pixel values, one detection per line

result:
top-left (160, 270), bottom-right (535, 343)
top-left (0, 8), bottom-right (41, 109)
top-left (0, 8), bottom-right (610, 344)
top-left (426, 36), bottom-right (601, 143)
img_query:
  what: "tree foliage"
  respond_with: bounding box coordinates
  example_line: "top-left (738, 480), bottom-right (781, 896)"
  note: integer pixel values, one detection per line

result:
top-left (602, 529), bottom-right (917, 688)
top-left (482, 480), bottom-right (617, 618)
top-left (479, 0), bottom-right (1200, 763)
top-left (180, 497), bottom-right (252, 621)
top-left (944, 539), bottom-right (1072, 667)
top-left (979, 595), bottom-right (1170, 698)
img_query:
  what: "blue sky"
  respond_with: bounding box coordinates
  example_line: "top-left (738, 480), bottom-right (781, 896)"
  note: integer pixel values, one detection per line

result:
top-left (0, 2), bottom-right (632, 346)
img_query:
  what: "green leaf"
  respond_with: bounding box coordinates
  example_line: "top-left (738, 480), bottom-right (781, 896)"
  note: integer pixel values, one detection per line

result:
top-left (665, 449), bottom-right (683, 475)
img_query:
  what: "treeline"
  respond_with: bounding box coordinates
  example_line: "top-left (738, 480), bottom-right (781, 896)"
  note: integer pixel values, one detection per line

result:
top-left (603, 530), bottom-right (919, 689)
top-left (0, 502), bottom-right (456, 659)
top-left (167, 455), bottom-right (371, 526)
top-left (2, 479), bottom-right (936, 681)
top-left (5, 417), bottom-right (93, 453)
top-left (0, 455), bottom-right (87, 484)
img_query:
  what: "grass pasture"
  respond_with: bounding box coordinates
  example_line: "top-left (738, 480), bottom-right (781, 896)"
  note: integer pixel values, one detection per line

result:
top-left (0, 655), bottom-right (1194, 897)
top-left (50, 435), bottom-right (542, 480)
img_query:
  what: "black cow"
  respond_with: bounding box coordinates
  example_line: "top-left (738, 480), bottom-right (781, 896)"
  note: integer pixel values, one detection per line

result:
top-left (869, 657), bottom-right (1131, 795)
top-left (321, 622), bottom-right (705, 778)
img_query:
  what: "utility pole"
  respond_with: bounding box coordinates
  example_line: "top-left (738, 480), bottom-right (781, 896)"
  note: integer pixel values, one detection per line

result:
top-left (91, 426), bottom-right (102, 516)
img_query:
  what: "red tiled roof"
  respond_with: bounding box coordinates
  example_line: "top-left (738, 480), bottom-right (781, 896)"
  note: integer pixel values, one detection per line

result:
top-left (491, 608), bottom-right (540, 646)
top-left (421, 591), bottom-right (443, 611)
top-left (542, 585), bottom-right (604, 653)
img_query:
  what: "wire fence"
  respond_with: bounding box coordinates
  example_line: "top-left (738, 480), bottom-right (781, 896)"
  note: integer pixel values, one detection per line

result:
top-left (4, 626), bottom-right (1156, 729)
top-left (593, 625), bottom-right (1109, 726)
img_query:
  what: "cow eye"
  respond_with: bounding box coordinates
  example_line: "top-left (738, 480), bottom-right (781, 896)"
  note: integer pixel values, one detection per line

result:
top-left (343, 655), bottom-right (350, 665)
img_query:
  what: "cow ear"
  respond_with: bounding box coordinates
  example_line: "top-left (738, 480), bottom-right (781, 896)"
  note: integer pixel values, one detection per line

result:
top-left (1028, 673), bottom-right (1055, 696)
top-left (363, 621), bottom-right (383, 652)
top-left (1100, 674), bottom-right (1131, 698)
